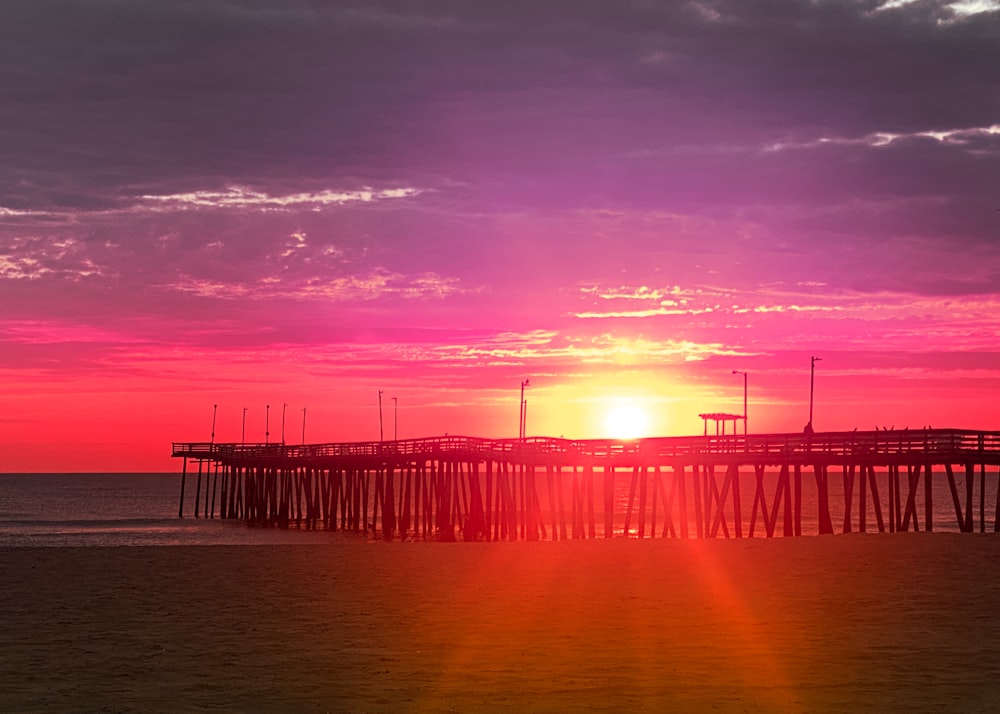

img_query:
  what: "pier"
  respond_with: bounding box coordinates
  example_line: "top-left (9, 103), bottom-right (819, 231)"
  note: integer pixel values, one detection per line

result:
top-left (172, 428), bottom-right (1000, 540)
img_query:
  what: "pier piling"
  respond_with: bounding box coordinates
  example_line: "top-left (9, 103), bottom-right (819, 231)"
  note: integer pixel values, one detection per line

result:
top-left (172, 429), bottom-right (1000, 541)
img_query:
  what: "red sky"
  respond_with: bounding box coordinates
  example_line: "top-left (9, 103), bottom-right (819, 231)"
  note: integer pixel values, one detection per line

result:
top-left (2, 0), bottom-right (1000, 471)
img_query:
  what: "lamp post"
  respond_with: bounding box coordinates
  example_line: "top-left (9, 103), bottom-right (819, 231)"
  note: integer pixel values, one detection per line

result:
top-left (732, 371), bottom-right (747, 436)
top-left (378, 390), bottom-right (384, 442)
top-left (301, 407), bottom-right (306, 445)
top-left (809, 356), bottom-right (822, 428)
top-left (519, 379), bottom-right (530, 440)
top-left (281, 403), bottom-right (287, 444)
top-left (265, 404), bottom-right (270, 445)
top-left (392, 397), bottom-right (398, 441)
top-left (210, 404), bottom-right (217, 446)
top-left (241, 407), bottom-right (247, 446)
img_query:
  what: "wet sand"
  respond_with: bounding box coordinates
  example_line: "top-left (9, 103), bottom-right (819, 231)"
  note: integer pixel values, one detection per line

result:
top-left (2, 534), bottom-right (1000, 712)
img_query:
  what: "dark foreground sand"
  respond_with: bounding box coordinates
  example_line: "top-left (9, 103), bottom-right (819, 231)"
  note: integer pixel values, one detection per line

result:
top-left (3, 534), bottom-right (1000, 712)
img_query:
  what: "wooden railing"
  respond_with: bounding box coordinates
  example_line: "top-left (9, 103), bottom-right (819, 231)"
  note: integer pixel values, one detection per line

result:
top-left (173, 428), bottom-right (1000, 464)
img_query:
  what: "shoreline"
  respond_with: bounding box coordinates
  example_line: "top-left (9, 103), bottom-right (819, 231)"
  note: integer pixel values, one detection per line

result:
top-left (3, 535), bottom-right (1000, 712)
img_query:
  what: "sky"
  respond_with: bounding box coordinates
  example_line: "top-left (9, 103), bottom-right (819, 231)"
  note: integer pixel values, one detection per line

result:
top-left (2, 0), bottom-right (999, 471)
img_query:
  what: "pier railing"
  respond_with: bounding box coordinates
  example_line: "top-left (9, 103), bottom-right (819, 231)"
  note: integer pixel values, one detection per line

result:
top-left (173, 428), bottom-right (1000, 466)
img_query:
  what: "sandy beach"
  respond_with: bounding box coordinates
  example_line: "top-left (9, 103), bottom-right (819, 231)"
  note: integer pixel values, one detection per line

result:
top-left (3, 534), bottom-right (1000, 712)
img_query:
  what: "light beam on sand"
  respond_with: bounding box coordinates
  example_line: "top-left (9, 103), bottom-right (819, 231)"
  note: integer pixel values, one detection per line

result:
top-left (688, 542), bottom-right (799, 709)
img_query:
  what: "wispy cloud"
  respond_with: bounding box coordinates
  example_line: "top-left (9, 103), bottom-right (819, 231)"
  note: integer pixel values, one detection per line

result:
top-left (165, 268), bottom-right (469, 302)
top-left (139, 186), bottom-right (422, 212)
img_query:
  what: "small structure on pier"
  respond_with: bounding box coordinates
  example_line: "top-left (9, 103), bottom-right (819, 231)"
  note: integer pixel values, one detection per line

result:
top-left (698, 412), bottom-right (745, 437)
top-left (172, 428), bottom-right (1000, 542)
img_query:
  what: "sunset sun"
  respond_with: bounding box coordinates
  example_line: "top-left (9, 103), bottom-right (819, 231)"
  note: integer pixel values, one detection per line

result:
top-left (604, 403), bottom-right (650, 440)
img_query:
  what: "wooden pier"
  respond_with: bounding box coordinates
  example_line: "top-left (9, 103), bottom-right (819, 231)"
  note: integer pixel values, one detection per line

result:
top-left (172, 428), bottom-right (1000, 540)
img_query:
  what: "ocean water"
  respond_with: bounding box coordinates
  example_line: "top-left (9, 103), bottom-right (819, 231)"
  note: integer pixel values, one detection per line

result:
top-left (0, 473), bottom-right (361, 547)
top-left (1, 468), bottom-right (988, 547)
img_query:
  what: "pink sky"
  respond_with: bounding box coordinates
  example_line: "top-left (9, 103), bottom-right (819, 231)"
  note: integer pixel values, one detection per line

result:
top-left (2, 1), bottom-right (1000, 471)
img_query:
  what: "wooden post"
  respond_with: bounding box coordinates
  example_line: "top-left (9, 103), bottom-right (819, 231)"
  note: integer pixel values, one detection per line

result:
top-left (842, 464), bottom-right (854, 534)
top-left (637, 466), bottom-right (648, 539)
top-left (901, 464), bottom-right (920, 532)
top-left (178, 456), bottom-right (188, 518)
top-left (867, 465), bottom-right (885, 533)
top-left (523, 463), bottom-right (536, 541)
top-left (815, 464), bottom-right (833, 535)
top-left (219, 464), bottom-right (229, 519)
top-left (464, 461), bottom-right (486, 541)
top-left (995, 466), bottom-right (1000, 533)
top-left (925, 462), bottom-right (934, 532)
top-left (709, 464), bottom-right (731, 538)
top-left (210, 463), bottom-right (218, 519)
top-left (506, 460), bottom-right (518, 541)
top-left (781, 464), bottom-right (792, 537)
top-left (981, 462), bottom-right (986, 534)
top-left (731, 463), bottom-right (742, 538)
top-left (945, 464), bottom-right (964, 532)
top-left (692, 465), bottom-right (703, 539)
top-left (556, 466), bottom-right (568, 541)
top-left (624, 466), bottom-right (639, 537)
top-left (965, 463), bottom-right (974, 533)
top-left (656, 467), bottom-right (677, 538)
top-left (859, 462), bottom-right (866, 533)
top-left (748, 464), bottom-right (764, 538)
top-left (676, 465), bottom-right (689, 539)
top-left (383, 464), bottom-right (396, 540)
top-left (194, 460), bottom-right (203, 518)
top-left (604, 466), bottom-right (614, 539)
top-left (203, 462), bottom-right (212, 518)
top-left (585, 464), bottom-right (596, 539)
top-left (793, 464), bottom-right (802, 537)
top-left (545, 466), bottom-right (559, 541)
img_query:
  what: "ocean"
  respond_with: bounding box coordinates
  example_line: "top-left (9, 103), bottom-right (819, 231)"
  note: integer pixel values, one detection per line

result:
top-left (0, 473), bottom-right (360, 547)
top-left (0, 468), bottom-right (987, 546)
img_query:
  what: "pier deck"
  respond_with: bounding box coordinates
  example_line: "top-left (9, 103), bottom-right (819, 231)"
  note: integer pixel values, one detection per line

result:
top-left (172, 429), bottom-right (1000, 540)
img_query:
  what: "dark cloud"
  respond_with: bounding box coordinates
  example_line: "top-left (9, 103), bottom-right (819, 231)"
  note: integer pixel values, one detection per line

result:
top-left (2, 0), bottom-right (999, 336)
top-left (3, 1), bottom-right (996, 195)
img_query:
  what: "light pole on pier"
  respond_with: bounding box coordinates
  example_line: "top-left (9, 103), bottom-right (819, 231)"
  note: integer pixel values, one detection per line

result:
top-left (519, 379), bottom-right (530, 440)
top-left (392, 397), bottom-right (398, 441)
top-left (732, 371), bottom-right (747, 436)
top-left (281, 402), bottom-right (287, 444)
top-left (242, 407), bottom-right (247, 446)
top-left (210, 404), bottom-right (217, 445)
top-left (809, 356), bottom-right (821, 429)
top-left (265, 404), bottom-right (270, 445)
top-left (301, 407), bottom-right (306, 445)
top-left (378, 390), bottom-right (384, 442)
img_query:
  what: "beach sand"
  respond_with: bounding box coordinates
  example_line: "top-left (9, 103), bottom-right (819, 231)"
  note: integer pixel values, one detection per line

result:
top-left (2, 534), bottom-right (1000, 712)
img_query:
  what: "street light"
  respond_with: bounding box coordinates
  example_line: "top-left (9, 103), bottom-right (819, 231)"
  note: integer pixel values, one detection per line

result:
top-left (519, 379), bottom-right (531, 440)
top-left (241, 407), bottom-right (248, 445)
top-left (809, 356), bottom-right (822, 429)
top-left (281, 402), bottom-right (287, 444)
top-left (732, 371), bottom-right (747, 436)
top-left (301, 407), bottom-right (307, 445)
top-left (210, 404), bottom-right (217, 445)
top-left (392, 397), bottom-right (398, 441)
top-left (265, 404), bottom-right (270, 445)
top-left (378, 390), bottom-right (384, 442)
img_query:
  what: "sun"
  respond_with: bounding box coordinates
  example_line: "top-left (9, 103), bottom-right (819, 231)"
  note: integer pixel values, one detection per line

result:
top-left (604, 403), bottom-right (650, 440)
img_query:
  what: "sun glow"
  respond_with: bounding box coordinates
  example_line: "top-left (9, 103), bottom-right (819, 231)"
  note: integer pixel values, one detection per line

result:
top-left (604, 403), bottom-right (650, 440)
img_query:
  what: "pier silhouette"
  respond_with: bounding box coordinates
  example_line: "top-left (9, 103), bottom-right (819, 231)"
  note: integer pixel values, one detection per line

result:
top-left (173, 428), bottom-right (1000, 540)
